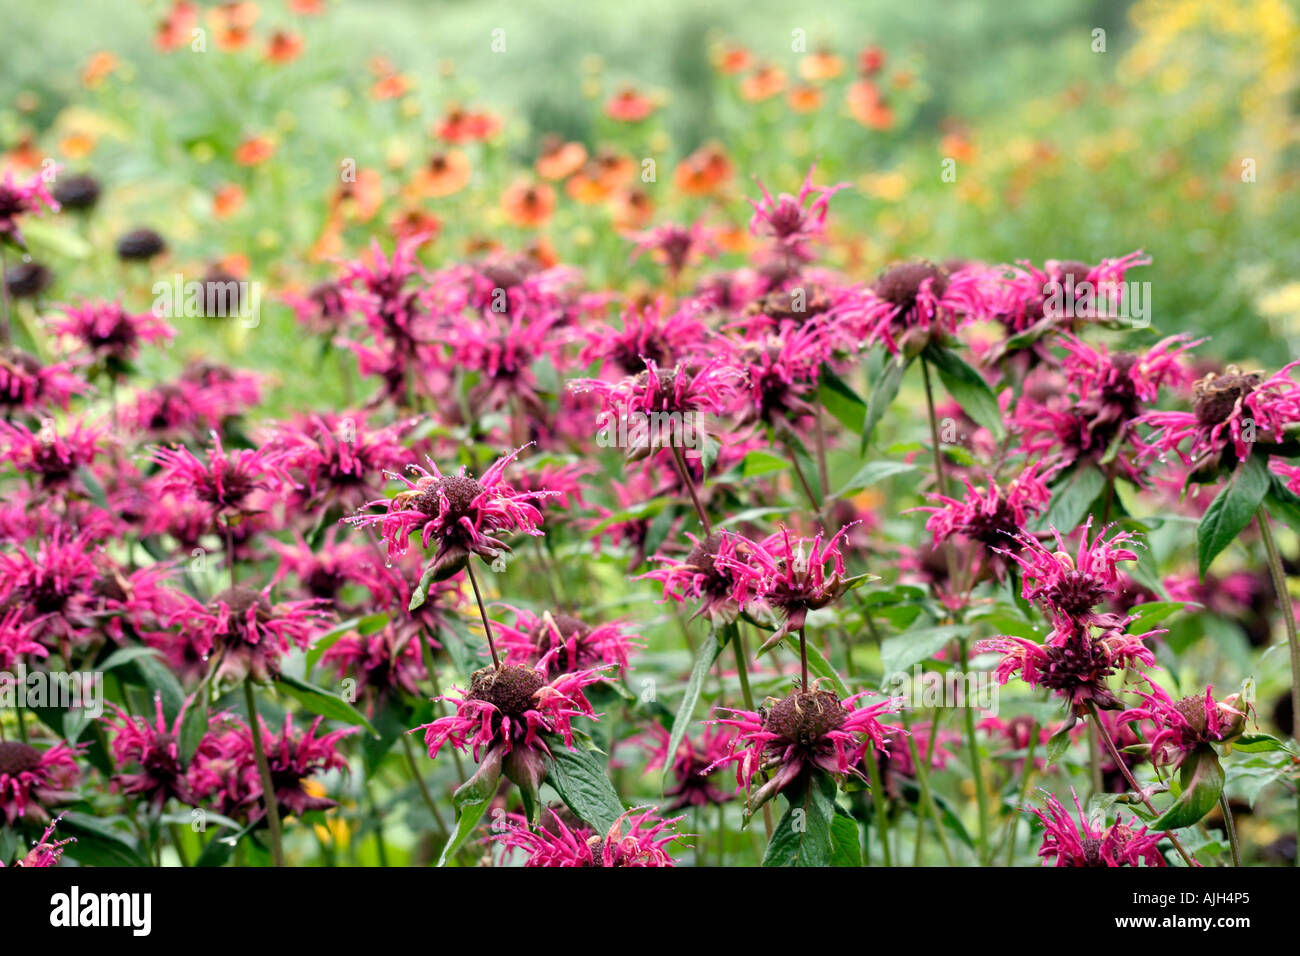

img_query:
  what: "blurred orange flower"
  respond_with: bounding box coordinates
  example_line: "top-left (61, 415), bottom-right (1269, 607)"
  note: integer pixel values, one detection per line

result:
top-left (435, 107), bottom-right (503, 144)
top-left (60, 132), bottom-right (97, 159)
top-left (673, 144), bottom-right (732, 197)
top-left (234, 135), bottom-right (275, 166)
top-left (390, 207), bottom-right (442, 241)
top-left (410, 151), bottom-right (472, 198)
top-left (332, 168), bottom-right (383, 221)
top-left (847, 80), bottom-right (893, 129)
top-left (213, 183), bottom-right (245, 218)
top-left (501, 180), bottom-right (555, 228)
top-left (289, 0), bottom-right (324, 12)
top-left (211, 2), bottom-right (260, 52)
top-left (787, 85), bottom-right (823, 113)
top-left (740, 65), bottom-right (786, 102)
top-left (610, 187), bottom-right (655, 230)
top-left (605, 87), bottom-right (656, 122)
top-left (799, 50), bottom-right (844, 82)
top-left (858, 45), bottom-right (886, 75)
top-left (535, 137), bottom-right (588, 180)
top-left (266, 30), bottom-right (304, 64)
top-left (716, 45), bottom-right (753, 75)
top-left (82, 52), bottom-right (120, 90)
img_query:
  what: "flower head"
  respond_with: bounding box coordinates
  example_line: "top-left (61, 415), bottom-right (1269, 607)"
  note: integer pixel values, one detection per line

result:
top-left (0, 740), bottom-right (80, 825)
top-left (0, 169), bottom-right (59, 248)
top-left (498, 608), bottom-right (640, 678)
top-left (493, 807), bottom-right (683, 867)
top-left (1031, 789), bottom-right (1166, 867)
top-left (642, 531), bottom-right (769, 623)
top-left (1, 818), bottom-right (75, 867)
top-left (1120, 683), bottom-right (1251, 767)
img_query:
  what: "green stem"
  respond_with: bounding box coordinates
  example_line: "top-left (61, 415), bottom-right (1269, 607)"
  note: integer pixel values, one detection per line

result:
top-left (243, 678), bottom-right (286, 867)
top-left (1256, 504), bottom-right (1300, 867)
top-left (863, 741), bottom-right (893, 867)
top-left (959, 638), bottom-right (991, 864)
top-left (1219, 791), bottom-right (1241, 867)
top-left (729, 624), bottom-right (773, 840)
top-left (902, 709), bottom-right (955, 865)
top-left (464, 561), bottom-right (501, 668)
top-left (402, 732), bottom-right (448, 839)
top-left (669, 443), bottom-right (711, 535)
top-left (1003, 720), bottom-right (1038, 866)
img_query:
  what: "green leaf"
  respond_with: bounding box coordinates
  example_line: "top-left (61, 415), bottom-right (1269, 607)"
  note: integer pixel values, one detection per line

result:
top-left (879, 625), bottom-right (965, 676)
top-left (818, 364), bottom-right (866, 432)
top-left (833, 460), bottom-right (916, 498)
top-left (545, 741), bottom-right (626, 833)
top-left (133, 651), bottom-right (186, 723)
top-left (195, 821), bottom-right (258, 868)
top-left (1041, 464), bottom-right (1106, 534)
top-left (922, 343), bottom-right (1006, 441)
top-left (1126, 601), bottom-right (1189, 630)
top-left (762, 772), bottom-right (838, 867)
top-left (861, 352), bottom-right (909, 452)
top-left (304, 616), bottom-right (362, 674)
top-left (274, 672), bottom-right (378, 736)
top-left (828, 806), bottom-right (863, 867)
top-left (1045, 726), bottom-right (1072, 767)
top-left (179, 695), bottom-right (208, 765)
top-left (1197, 454), bottom-right (1269, 578)
top-left (58, 813), bottom-right (150, 867)
top-left (1152, 745), bottom-right (1225, 830)
top-left (1229, 733), bottom-right (1292, 754)
top-left (741, 450), bottom-right (791, 479)
top-left (779, 633), bottom-right (850, 697)
top-left (660, 627), bottom-right (728, 795)
top-left (436, 751), bottom-right (501, 867)
top-left (1263, 472), bottom-right (1300, 536)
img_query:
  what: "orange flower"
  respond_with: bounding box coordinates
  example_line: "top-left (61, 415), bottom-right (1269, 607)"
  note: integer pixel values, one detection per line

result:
top-left (332, 168), bottom-right (383, 221)
top-left (217, 253), bottom-right (250, 277)
top-left (605, 87), bottom-right (656, 122)
top-left (610, 188), bottom-right (654, 231)
top-left (390, 207), bottom-right (442, 241)
top-left (82, 52), bottom-right (120, 90)
top-left (309, 217), bottom-right (344, 262)
top-left (847, 80), bottom-right (893, 130)
top-left (266, 30), bottom-right (304, 64)
top-left (211, 2), bottom-right (259, 52)
top-left (234, 135), bottom-right (275, 166)
top-left (435, 107), bottom-right (503, 144)
top-left (371, 73), bottom-right (411, 100)
top-left (213, 183), bottom-right (245, 218)
top-left (673, 144), bottom-right (732, 197)
top-left (566, 150), bottom-right (634, 204)
top-left (740, 64), bottom-right (785, 102)
top-left (799, 50), bottom-right (844, 82)
top-left (941, 132), bottom-right (975, 164)
top-left (289, 0), bottom-right (324, 12)
top-left (501, 180), bottom-right (555, 228)
top-left (714, 223), bottom-right (751, 254)
top-left (409, 150), bottom-right (472, 198)
top-left (716, 45), bottom-right (753, 75)
top-left (535, 137), bottom-right (588, 180)
top-left (5, 134), bottom-right (43, 170)
top-left (787, 84), bottom-right (823, 113)
top-left (156, 1), bottom-right (198, 52)
top-left (60, 132), bottom-right (97, 159)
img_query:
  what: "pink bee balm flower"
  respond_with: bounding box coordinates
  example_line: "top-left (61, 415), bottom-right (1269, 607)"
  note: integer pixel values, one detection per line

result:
top-left (1000, 519), bottom-right (1139, 627)
top-left (976, 615), bottom-right (1159, 714)
top-left (839, 261), bottom-right (994, 356)
top-left (417, 662), bottom-right (605, 804)
top-left (1, 817), bottom-right (75, 867)
top-left (167, 584), bottom-right (330, 684)
top-left (1139, 362), bottom-right (1300, 473)
top-left (579, 300), bottom-right (711, 377)
top-left (570, 357), bottom-right (742, 422)
top-left (0, 418), bottom-right (104, 490)
top-left (274, 411), bottom-right (414, 511)
top-left (320, 621), bottom-right (428, 705)
top-left (643, 531), bottom-right (770, 623)
top-left (747, 166), bottom-right (846, 251)
top-left (752, 525), bottom-right (865, 651)
top-left (0, 168), bottom-right (59, 248)
top-left (347, 445), bottom-right (552, 574)
top-left (0, 347), bottom-right (87, 415)
top-left (0, 607), bottom-right (48, 670)
top-left (640, 723), bottom-right (736, 810)
top-left (0, 740), bottom-right (80, 825)
top-left (106, 697), bottom-right (208, 810)
top-left (492, 807), bottom-right (684, 867)
top-left (1031, 789), bottom-right (1167, 867)
top-left (149, 430), bottom-right (290, 522)
top-left (497, 607), bottom-right (641, 678)
top-left (915, 463), bottom-right (1054, 574)
top-left (47, 299), bottom-right (174, 362)
top-left (627, 220), bottom-right (718, 279)
top-left (709, 687), bottom-right (900, 811)
top-left (1119, 683), bottom-right (1251, 767)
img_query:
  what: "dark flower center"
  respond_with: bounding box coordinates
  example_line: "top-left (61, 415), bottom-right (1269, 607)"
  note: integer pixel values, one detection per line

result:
top-left (1045, 569), bottom-right (1109, 616)
top-left (414, 474), bottom-right (484, 516)
top-left (1193, 368), bottom-right (1261, 427)
top-left (762, 690), bottom-right (850, 746)
top-left (0, 741), bottom-right (43, 775)
top-left (874, 261), bottom-right (948, 311)
top-left (467, 664), bottom-right (546, 716)
top-left (211, 586), bottom-right (272, 620)
top-left (1173, 695), bottom-right (1209, 735)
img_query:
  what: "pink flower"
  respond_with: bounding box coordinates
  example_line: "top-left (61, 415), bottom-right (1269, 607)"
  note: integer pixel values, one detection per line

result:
top-left (1030, 788), bottom-right (1166, 867)
top-left (0, 347), bottom-right (87, 414)
top-left (47, 299), bottom-right (174, 361)
top-left (752, 525), bottom-right (863, 650)
top-left (0, 608), bottom-right (47, 670)
top-left (1139, 362), bottom-right (1300, 472)
top-left (643, 531), bottom-right (770, 623)
top-left (571, 356), bottom-right (742, 421)
top-left (0, 740), bottom-right (80, 824)
top-left (492, 807), bottom-right (683, 867)
top-left (0, 418), bottom-right (104, 490)
top-left (747, 166), bottom-right (846, 251)
top-left (320, 621), bottom-right (428, 704)
top-left (347, 445), bottom-right (551, 573)
top-left (992, 251), bottom-right (1152, 334)
top-left (106, 697), bottom-right (208, 809)
top-left (915, 463), bottom-right (1054, 572)
top-left (1000, 519), bottom-right (1139, 627)
top-left (497, 607), bottom-right (641, 678)
top-left (149, 431), bottom-right (290, 522)
top-left (1, 817), bottom-right (75, 867)
top-left (627, 220), bottom-right (717, 278)
top-left (839, 261), bottom-right (995, 355)
top-left (1119, 683), bottom-right (1251, 767)
top-left (580, 300), bottom-right (712, 376)
top-left (733, 320), bottom-right (837, 426)
top-left (417, 662), bottom-right (605, 801)
top-left (0, 169), bottom-right (59, 248)
top-left (166, 584), bottom-right (331, 683)
top-left (273, 411), bottom-right (413, 511)
top-left (709, 688), bottom-right (900, 811)
top-left (640, 723), bottom-right (736, 810)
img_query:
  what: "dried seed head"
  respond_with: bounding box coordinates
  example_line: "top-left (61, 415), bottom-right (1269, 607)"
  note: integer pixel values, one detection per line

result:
top-left (874, 261), bottom-right (948, 311)
top-left (1193, 366), bottom-right (1262, 427)
top-left (467, 664), bottom-right (546, 716)
top-left (0, 741), bottom-right (43, 776)
top-left (762, 689), bottom-right (850, 745)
